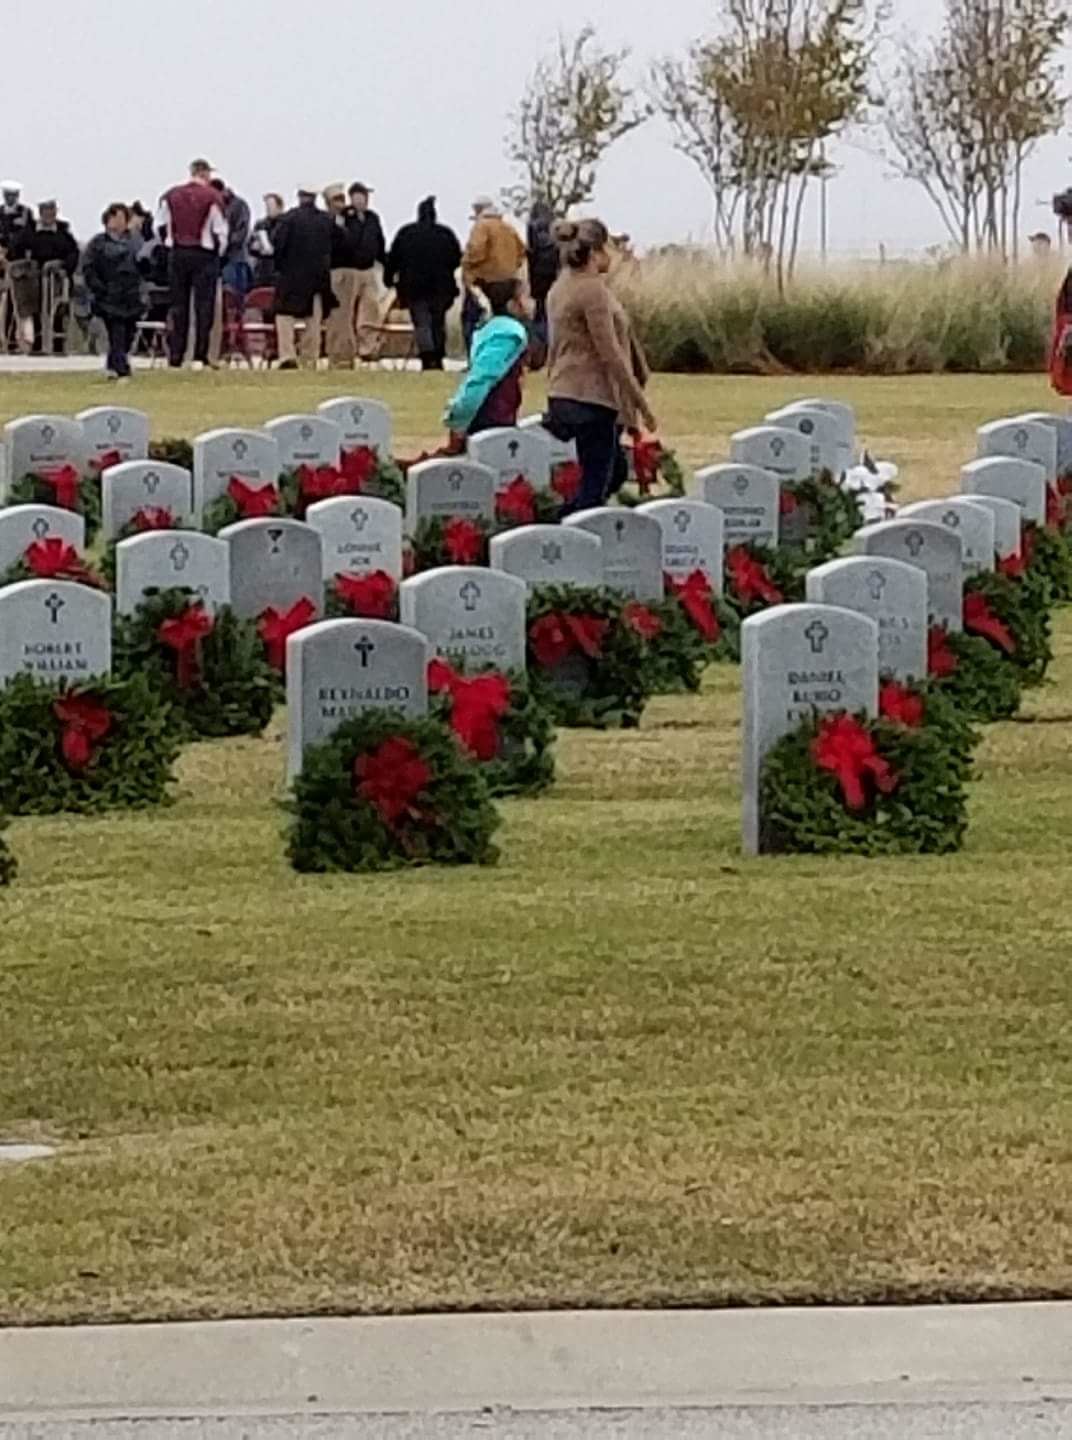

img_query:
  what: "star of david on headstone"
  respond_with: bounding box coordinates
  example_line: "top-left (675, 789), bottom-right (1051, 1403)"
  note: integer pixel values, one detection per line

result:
top-left (673, 510), bottom-right (692, 534)
top-left (460, 580), bottom-right (482, 612)
top-left (233, 439), bottom-right (248, 460)
top-left (300, 424), bottom-right (313, 442)
top-left (143, 472), bottom-right (161, 495)
top-left (44, 592), bottom-right (65, 624)
top-left (805, 619), bottom-right (829, 655)
top-left (866, 570), bottom-right (887, 602)
top-left (771, 437), bottom-right (786, 458)
top-left (354, 636), bottom-right (376, 668)
top-left (41, 424), bottom-right (55, 445)
top-left (905, 530), bottom-right (925, 558)
top-left (799, 418), bottom-right (814, 435)
top-left (541, 542), bottom-right (562, 564)
top-left (732, 474), bottom-right (749, 496)
top-left (447, 470), bottom-right (465, 492)
top-left (942, 510), bottom-right (960, 528)
top-left (351, 507), bottom-right (369, 532)
top-left (31, 518), bottom-right (50, 540)
top-left (267, 527), bottom-right (285, 555)
top-left (107, 415), bottom-right (122, 436)
top-left (169, 540), bottom-right (191, 572)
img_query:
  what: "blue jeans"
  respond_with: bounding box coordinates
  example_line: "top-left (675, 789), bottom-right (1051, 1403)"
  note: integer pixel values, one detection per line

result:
top-left (105, 315), bottom-right (136, 377)
top-left (546, 398), bottom-right (619, 514)
top-left (222, 259), bottom-right (254, 298)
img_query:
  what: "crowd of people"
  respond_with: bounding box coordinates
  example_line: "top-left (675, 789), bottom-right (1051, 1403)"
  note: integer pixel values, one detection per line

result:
top-left (0, 161), bottom-right (656, 510)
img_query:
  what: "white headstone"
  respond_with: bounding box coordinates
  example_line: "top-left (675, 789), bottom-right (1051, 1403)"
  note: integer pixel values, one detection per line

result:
top-left (405, 459), bottom-right (496, 532)
top-left (306, 497), bottom-right (403, 582)
top-left (742, 603), bottom-right (879, 856)
top-left (0, 505), bottom-right (85, 573)
top-left (730, 426), bottom-right (812, 481)
top-left (193, 428), bottom-right (281, 513)
top-left (76, 406), bottom-right (150, 465)
top-left (977, 418), bottom-right (1057, 484)
top-left (899, 498), bottom-right (996, 575)
top-left (3, 415), bottom-right (88, 492)
top-left (115, 532), bottom-right (231, 616)
top-left (265, 414), bottom-right (343, 473)
top-left (0, 580), bottom-right (111, 685)
top-left (519, 415), bottom-right (578, 467)
top-left (639, 498), bottom-right (724, 593)
top-left (101, 462), bottom-right (195, 540)
top-left (789, 398), bottom-right (855, 472)
top-left (218, 519), bottom-right (324, 620)
top-left (962, 493), bottom-right (1021, 559)
top-left (765, 406), bottom-right (840, 477)
top-left (854, 519), bottom-right (963, 632)
top-left (316, 397), bottom-right (392, 456)
top-left (694, 464), bottom-right (780, 548)
top-left (468, 427), bottom-right (552, 492)
top-left (563, 508), bottom-right (663, 601)
top-left (286, 619), bottom-right (429, 779)
top-left (1011, 412), bottom-right (1072, 478)
top-left (806, 557), bottom-right (927, 683)
top-left (400, 566), bottom-right (527, 673)
top-left (489, 524), bottom-right (603, 590)
top-left (959, 456), bottom-right (1047, 526)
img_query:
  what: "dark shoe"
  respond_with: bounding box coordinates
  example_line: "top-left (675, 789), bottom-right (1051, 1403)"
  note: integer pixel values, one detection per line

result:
top-left (277, 359), bottom-right (299, 371)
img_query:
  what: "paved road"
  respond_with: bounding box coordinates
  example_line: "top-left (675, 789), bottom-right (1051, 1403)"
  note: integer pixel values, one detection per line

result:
top-left (4, 1403), bottom-right (1072, 1438)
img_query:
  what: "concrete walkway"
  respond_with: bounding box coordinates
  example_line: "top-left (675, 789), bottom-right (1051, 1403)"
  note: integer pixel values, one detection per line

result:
top-left (2, 1303), bottom-right (1071, 1425)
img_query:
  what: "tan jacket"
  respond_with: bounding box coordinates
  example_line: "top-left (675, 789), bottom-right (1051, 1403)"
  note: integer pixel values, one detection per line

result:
top-left (547, 270), bottom-right (649, 422)
top-left (462, 215), bottom-right (526, 286)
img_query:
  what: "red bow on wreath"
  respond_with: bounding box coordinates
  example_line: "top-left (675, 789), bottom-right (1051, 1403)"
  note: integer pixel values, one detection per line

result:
top-left (726, 545), bottom-right (783, 607)
top-left (879, 680), bottom-right (925, 729)
top-left (89, 449), bottom-right (124, 474)
top-left (811, 713), bottom-right (899, 812)
top-left (963, 592), bottom-right (1015, 655)
top-left (38, 464), bottom-right (81, 510)
top-left (1046, 486), bottom-right (1065, 531)
top-left (355, 736), bottom-right (432, 828)
top-left (257, 597), bottom-right (318, 670)
top-left (130, 506), bottom-right (175, 533)
top-left (297, 464), bottom-right (346, 505)
top-left (497, 477), bottom-right (537, 527)
top-left (623, 601), bottom-right (663, 641)
top-left (629, 431), bottom-right (662, 494)
top-left (53, 693), bottom-right (112, 773)
top-left (340, 446), bottom-right (377, 489)
top-left (334, 569), bottom-right (397, 619)
top-left (25, 538), bottom-right (86, 581)
top-left (551, 462), bottom-right (582, 505)
top-left (928, 625), bottom-right (959, 679)
top-left (158, 603), bottom-right (214, 689)
top-left (428, 658), bottom-right (512, 761)
top-left (228, 476), bottom-right (280, 518)
top-left (529, 612), bottom-right (609, 668)
top-left (666, 569), bottom-right (720, 642)
top-left (443, 517), bottom-right (485, 565)
top-left (997, 550), bottom-right (1028, 580)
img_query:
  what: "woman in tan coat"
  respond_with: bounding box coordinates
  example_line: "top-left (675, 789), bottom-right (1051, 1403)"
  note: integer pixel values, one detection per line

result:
top-left (544, 219), bottom-right (657, 513)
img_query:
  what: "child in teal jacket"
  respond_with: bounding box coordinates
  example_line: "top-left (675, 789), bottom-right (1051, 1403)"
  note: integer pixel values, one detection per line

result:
top-left (445, 280), bottom-right (531, 438)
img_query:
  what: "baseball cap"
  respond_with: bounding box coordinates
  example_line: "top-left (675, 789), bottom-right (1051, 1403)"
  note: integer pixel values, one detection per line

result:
top-left (1, 180), bottom-right (21, 192)
top-left (323, 183), bottom-right (346, 202)
top-left (190, 157), bottom-right (213, 172)
top-left (348, 182), bottom-right (374, 196)
top-left (297, 183), bottom-right (320, 197)
top-left (472, 194), bottom-right (495, 212)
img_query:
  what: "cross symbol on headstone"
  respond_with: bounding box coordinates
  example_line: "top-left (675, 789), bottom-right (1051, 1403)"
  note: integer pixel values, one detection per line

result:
top-left (673, 510), bottom-right (692, 534)
top-left (1014, 429), bottom-right (1028, 451)
top-left (354, 637), bottom-right (376, 668)
top-left (460, 580), bottom-right (482, 612)
top-left (351, 507), bottom-right (368, 532)
top-left (300, 424), bottom-right (313, 441)
top-left (905, 530), bottom-right (925, 558)
top-left (267, 527), bottom-right (285, 555)
top-left (805, 620), bottom-right (829, 655)
top-left (508, 439), bottom-right (520, 459)
top-left (170, 540), bottom-right (191, 572)
top-left (107, 415), bottom-right (122, 436)
top-left (233, 439), bottom-right (248, 460)
top-left (31, 518), bottom-right (50, 540)
top-left (44, 592), bottom-right (65, 624)
top-left (733, 474), bottom-right (749, 495)
top-left (866, 570), bottom-right (887, 602)
top-left (447, 470), bottom-right (465, 492)
top-left (771, 437), bottom-right (786, 458)
top-left (143, 472), bottom-right (161, 495)
top-left (351, 405), bottom-right (364, 424)
top-left (41, 424), bottom-right (55, 445)
top-left (614, 518), bottom-right (627, 540)
top-left (942, 510), bottom-right (960, 528)
top-left (541, 542), bottom-right (562, 564)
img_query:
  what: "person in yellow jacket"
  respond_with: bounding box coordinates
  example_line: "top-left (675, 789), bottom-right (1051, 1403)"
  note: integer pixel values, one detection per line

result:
top-left (461, 195), bottom-right (526, 356)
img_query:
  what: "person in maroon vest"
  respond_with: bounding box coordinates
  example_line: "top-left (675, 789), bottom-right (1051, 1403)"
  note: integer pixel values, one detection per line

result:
top-left (156, 158), bottom-right (227, 369)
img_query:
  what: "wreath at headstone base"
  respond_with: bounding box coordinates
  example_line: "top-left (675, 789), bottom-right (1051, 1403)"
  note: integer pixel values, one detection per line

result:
top-left (963, 572), bottom-right (1052, 687)
top-left (9, 470), bottom-right (102, 545)
top-left (1, 538), bottom-right (105, 591)
top-left (1023, 522), bottom-right (1072, 603)
top-left (148, 437), bottom-right (194, 471)
top-left (285, 710), bottom-right (501, 874)
top-left (780, 473), bottom-right (860, 563)
top-left (278, 449), bottom-right (406, 520)
top-left (0, 673), bottom-right (179, 816)
top-left (714, 543), bottom-right (809, 662)
top-left (428, 659), bottom-right (556, 797)
top-left (113, 587), bottom-right (277, 740)
top-left (100, 512), bottom-right (196, 587)
top-left (408, 516), bottom-right (491, 572)
top-left (927, 625), bottom-right (1022, 723)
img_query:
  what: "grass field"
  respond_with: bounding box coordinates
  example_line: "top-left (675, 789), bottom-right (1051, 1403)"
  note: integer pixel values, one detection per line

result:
top-left (2, 370), bottom-right (1072, 1327)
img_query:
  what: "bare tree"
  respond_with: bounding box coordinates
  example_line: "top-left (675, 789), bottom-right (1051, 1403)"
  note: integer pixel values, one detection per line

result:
top-left (503, 27), bottom-right (651, 216)
top-left (650, 47), bottom-right (742, 254)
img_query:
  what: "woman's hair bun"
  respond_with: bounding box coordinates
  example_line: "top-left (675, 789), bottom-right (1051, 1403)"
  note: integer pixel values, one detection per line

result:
top-left (553, 220), bottom-right (580, 244)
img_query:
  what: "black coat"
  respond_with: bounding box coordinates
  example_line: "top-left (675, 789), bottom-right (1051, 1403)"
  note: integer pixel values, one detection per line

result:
top-left (82, 231), bottom-right (144, 319)
top-left (385, 220), bottom-right (462, 308)
top-left (273, 205), bottom-right (337, 318)
top-left (17, 221), bottom-right (79, 276)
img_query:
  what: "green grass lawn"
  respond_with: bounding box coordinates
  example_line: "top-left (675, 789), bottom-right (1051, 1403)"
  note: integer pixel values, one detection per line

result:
top-left (2, 371), bottom-right (1072, 1326)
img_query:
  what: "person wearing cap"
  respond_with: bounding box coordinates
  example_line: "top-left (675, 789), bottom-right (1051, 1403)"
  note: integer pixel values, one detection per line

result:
top-left (7, 200), bottom-right (79, 354)
top-left (156, 158), bottom-right (228, 370)
top-left (0, 182), bottom-right (33, 256)
top-left (325, 182), bottom-right (386, 365)
top-left (461, 195), bottom-right (526, 356)
top-left (323, 183), bottom-right (359, 368)
top-left (272, 185), bottom-right (336, 369)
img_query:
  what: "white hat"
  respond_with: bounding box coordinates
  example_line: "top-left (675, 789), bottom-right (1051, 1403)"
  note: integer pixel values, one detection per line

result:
top-left (1, 180), bottom-right (21, 192)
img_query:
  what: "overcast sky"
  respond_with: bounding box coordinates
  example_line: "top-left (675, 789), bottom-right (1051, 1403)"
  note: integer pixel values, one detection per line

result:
top-left (5, 0), bottom-right (1071, 255)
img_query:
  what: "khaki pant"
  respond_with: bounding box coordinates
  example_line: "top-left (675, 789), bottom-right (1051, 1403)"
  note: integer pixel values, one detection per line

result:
top-left (276, 296), bottom-right (323, 367)
top-left (326, 267), bottom-right (382, 364)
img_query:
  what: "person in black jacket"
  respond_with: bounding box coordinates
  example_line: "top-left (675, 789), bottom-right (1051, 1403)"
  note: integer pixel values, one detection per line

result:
top-left (7, 200), bottom-right (79, 354)
top-left (273, 186), bottom-right (337, 369)
top-left (526, 200), bottom-right (559, 362)
top-left (385, 197), bottom-right (462, 370)
top-left (82, 203), bottom-right (144, 380)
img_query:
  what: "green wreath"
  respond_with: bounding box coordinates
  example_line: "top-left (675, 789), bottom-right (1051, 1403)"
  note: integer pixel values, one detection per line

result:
top-left (526, 584), bottom-right (658, 729)
top-left (0, 548), bottom-right (105, 591)
top-left (780, 473), bottom-right (860, 564)
top-left (929, 627), bottom-right (1022, 722)
top-left (964, 572), bottom-right (1052, 687)
top-left (642, 597), bottom-right (711, 694)
top-left (8, 471), bottom-right (102, 545)
top-left (715, 543), bottom-right (809, 662)
top-left (148, 437), bottom-right (194, 471)
top-left (113, 588), bottom-right (277, 740)
top-left (429, 661), bottom-right (556, 797)
top-left (409, 515), bottom-right (491, 572)
top-left (1024, 523), bottom-right (1072, 603)
top-left (202, 485), bottom-right (285, 536)
top-left (285, 710), bottom-right (501, 874)
top-left (615, 436), bottom-right (686, 506)
top-left (0, 672), bottom-right (179, 816)
top-left (759, 711), bottom-right (969, 857)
